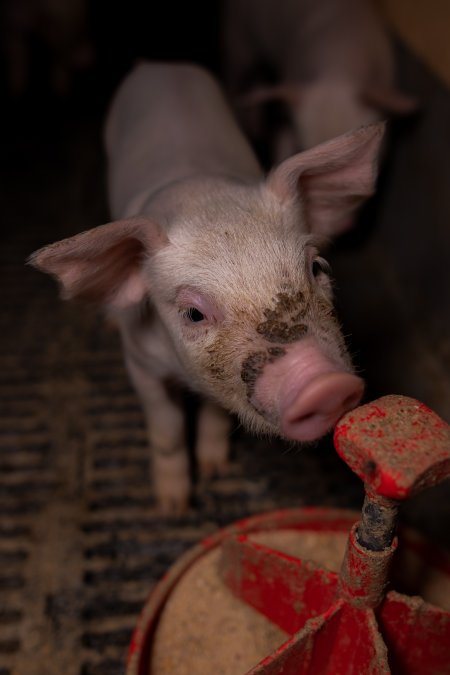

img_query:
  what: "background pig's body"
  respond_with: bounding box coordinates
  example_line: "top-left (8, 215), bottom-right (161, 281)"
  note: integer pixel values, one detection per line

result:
top-left (223, 0), bottom-right (412, 154)
top-left (31, 63), bottom-right (384, 513)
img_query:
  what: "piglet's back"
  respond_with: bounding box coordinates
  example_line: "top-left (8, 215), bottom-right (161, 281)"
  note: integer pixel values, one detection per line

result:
top-left (104, 62), bottom-right (262, 220)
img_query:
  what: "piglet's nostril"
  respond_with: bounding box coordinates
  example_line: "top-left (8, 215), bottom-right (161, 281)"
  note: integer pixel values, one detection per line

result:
top-left (295, 411), bottom-right (315, 424)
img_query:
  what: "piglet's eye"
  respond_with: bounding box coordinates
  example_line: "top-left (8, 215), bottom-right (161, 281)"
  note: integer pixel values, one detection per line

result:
top-left (185, 307), bottom-right (205, 323)
top-left (177, 286), bottom-right (224, 327)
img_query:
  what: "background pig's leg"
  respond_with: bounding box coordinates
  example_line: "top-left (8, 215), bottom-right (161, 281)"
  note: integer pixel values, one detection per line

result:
top-left (274, 126), bottom-right (298, 163)
top-left (196, 400), bottom-right (231, 478)
top-left (126, 360), bottom-right (190, 516)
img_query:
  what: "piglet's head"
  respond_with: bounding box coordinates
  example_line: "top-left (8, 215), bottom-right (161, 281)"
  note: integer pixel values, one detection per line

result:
top-left (29, 122), bottom-right (385, 443)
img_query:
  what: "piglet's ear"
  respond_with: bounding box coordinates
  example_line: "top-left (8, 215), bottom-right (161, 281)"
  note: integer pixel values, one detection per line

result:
top-left (266, 122), bottom-right (386, 236)
top-left (28, 216), bottom-right (169, 308)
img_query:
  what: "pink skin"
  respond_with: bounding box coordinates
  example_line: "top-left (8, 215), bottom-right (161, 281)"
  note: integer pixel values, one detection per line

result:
top-left (253, 340), bottom-right (364, 442)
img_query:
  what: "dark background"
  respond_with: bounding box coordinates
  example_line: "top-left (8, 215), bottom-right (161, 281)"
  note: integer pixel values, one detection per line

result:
top-left (0, 3), bottom-right (449, 674)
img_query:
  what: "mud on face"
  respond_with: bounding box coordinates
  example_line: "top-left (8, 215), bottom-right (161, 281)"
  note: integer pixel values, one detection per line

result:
top-left (256, 289), bottom-right (308, 343)
top-left (192, 277), bottom-right (349, 435)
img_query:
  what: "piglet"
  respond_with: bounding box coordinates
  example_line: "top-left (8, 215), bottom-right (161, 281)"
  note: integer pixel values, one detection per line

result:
top-left (223, 0), bottom-right (416, 156)
top-left (30, 63), bottom-right (384, 514)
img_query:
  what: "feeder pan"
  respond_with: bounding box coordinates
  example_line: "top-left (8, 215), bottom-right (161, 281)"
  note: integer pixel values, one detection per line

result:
top-left (127, 396), bottom-right (450, 675)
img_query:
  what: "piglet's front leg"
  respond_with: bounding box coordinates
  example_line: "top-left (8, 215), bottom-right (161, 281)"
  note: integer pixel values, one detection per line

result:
top-left (196, 399), bottom-right (232, 479)
top-left (126, 358), bottom-right (190, 516)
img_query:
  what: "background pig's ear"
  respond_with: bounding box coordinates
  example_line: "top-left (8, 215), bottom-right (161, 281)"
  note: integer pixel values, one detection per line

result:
top-left (266, 121), bottom-right (386, 236)
top-left (361, 83), bottom-right (419, 115)
top-left (28, 216), bottom-right (169, 308)
top-left (239, 84), bottom-right (302, 107)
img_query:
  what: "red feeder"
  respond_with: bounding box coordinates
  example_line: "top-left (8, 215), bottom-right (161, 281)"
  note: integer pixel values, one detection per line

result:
top-left (127, 396), bottom-right (450, 674)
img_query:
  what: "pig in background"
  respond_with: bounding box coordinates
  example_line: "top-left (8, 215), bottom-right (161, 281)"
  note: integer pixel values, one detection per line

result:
top-left (1, 0), bottom-right (94, 95)
top-left (222, 0), bottom-right (417, 160)
top-left (30, 62), bottom-right (385, 515)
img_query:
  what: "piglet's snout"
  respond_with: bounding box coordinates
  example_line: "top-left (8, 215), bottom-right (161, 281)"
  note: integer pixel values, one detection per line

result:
top-left (252, 340), bottom-right (364, 442)
top-left (281, 371), bottom-right (363, 441)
